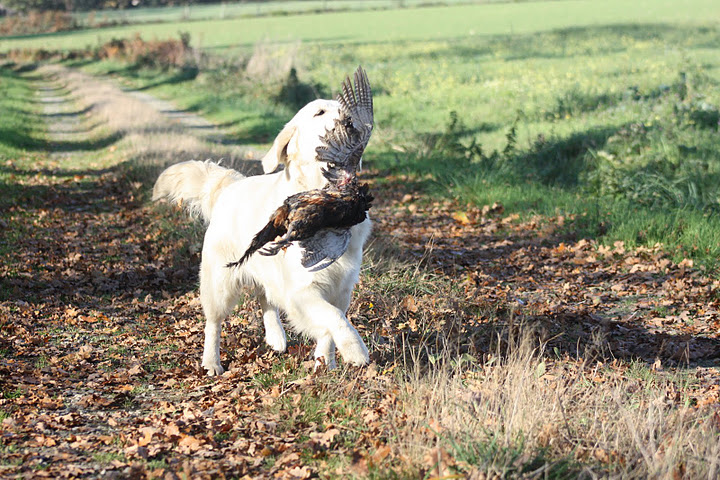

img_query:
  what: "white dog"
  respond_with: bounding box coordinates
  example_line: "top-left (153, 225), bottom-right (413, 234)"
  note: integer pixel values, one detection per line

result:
top-left (153, 99), bottom-right (371, 375)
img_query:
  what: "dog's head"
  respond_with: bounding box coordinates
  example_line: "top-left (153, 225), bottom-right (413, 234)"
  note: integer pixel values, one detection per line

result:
top-left (262, 99), bottom-right (342, 190)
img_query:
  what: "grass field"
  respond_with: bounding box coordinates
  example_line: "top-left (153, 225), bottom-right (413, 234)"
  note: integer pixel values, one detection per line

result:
top-left (3, 0), bottom-right (720, 52)
top-left (0, 66), bottom-right (48, 218)
top-left (43, 0), bottom-right (720, 270)
top-left (71, 0), bottom-right (479, 26)
top-left (6, 0), bottom-right (719, 267)
top-left (2, 1), bottom-right (720, 477)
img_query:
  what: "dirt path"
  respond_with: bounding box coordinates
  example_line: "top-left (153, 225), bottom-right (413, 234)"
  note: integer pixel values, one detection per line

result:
top-left (122, 89), bottom-right (227, 145)
top-left (41, 64), bottom-right (265, 173)
top-left (38, 81), bottom-right (82, 156)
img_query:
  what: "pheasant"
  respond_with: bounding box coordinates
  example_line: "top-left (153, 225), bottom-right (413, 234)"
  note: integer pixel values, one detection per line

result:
top-left (227, 66), bottom-right (374, 271)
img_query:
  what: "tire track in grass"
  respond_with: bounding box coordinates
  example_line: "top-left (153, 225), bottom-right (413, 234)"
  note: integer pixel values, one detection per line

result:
top-left (123, 88), bottom-right (227, 146)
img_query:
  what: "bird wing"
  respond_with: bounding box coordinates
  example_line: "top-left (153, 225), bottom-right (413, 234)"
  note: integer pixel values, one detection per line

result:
top-left (341, 67), bottom-right (374, 134)
top-left (316, 66), bottom-right (374, 170)
top-left (299, 228), bottom-right (352, 272)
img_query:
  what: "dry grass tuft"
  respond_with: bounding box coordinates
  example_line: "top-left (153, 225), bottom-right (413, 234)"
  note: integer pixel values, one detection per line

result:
top-left (395, 327), bottom-right (720, 478)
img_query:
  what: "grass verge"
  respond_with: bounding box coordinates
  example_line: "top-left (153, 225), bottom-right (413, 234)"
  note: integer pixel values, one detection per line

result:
top-left (46, 16), bottom-right (720, 272)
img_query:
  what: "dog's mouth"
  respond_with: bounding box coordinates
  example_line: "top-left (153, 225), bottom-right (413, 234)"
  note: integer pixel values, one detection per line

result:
top-left (322, 164), bottom-right (356, 187)
top-left (336, 172), bottom-right (353, 187)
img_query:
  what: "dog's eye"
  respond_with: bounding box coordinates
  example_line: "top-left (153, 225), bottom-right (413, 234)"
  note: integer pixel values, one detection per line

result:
top-left (314, 109), bottom-right (326, 117)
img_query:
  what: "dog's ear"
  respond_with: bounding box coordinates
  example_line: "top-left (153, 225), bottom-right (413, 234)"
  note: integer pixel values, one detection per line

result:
top-left (262, 124), bottom-right (298, 174)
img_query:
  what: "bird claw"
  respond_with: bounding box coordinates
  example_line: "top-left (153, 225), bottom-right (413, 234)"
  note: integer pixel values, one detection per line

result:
top-left (259, 241), bottom-right (290, 256)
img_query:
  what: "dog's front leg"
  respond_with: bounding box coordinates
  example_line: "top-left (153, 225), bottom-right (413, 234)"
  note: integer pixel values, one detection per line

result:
top-left (200, 273), bottom-right (233, 376)
top-left (259, 294), bottom-right (287, 352)
top-left (314, 333), bottom-right (337, 369)
top-left (289, 294), bottom-right (369, 367)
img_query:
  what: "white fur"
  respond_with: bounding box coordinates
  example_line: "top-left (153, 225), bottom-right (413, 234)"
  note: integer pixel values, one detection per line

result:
top-left (153, 99), bottom-right (371, 375)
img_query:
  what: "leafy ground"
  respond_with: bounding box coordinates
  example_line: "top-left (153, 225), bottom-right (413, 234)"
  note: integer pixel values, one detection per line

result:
top-left (2, 3), bottom-right (720, 477)
top-left (1, 59), bottom-right (719, 479)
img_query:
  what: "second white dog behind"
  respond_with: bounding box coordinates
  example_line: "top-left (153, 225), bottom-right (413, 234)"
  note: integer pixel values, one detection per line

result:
top-left (153, 99), bottom-right (371, 375)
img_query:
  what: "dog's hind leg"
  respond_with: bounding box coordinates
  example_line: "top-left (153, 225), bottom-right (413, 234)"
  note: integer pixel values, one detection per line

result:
top-left (201, 306), bottom-right (226, 376)
top-left (200, 265), bottom-right (238, 376)
top-left (259, 294), bottom-right (286, 352)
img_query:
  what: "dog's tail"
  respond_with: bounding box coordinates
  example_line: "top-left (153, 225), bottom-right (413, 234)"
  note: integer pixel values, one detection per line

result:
top-left (152, 160), bottom-right (244, 223)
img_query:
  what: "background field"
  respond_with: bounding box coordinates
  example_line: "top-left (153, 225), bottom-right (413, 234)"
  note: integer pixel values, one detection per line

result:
top-left (70, 0), bottom-right (480, 26)
top-left (2, 0), bottom-right (720, 478)
top-left (2, 0), bottom-right (720, 52)
top-left (24, 0), bottom-right (717, 269)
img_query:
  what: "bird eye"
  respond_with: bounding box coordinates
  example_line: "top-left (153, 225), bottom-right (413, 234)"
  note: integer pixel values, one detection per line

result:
top-left (327, 162), bottom-right (336, 169)
top-left (314, 109), bottom-right (326, 117)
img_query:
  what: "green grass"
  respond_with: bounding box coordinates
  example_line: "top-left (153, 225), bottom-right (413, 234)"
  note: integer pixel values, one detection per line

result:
top-left (439, 430), bottom-right (578, 479)
top-left (259, 367), bottom-right (367, 437)
top-left (250, 356), bottom-right (308, 389)
top-left (4, 1), bottom-right (720, 270)
top-left (91, 451), bottom-right (126, 464)
top-left (2, 388), bottom-right (23, 400)
top-left (0, 65), bottom-right (46, 155)
top-left (71, 0), bottom-right (480, 27)
top-left (0, 64), bottom-right (48, 267)
top-left (59, 7), bottom-right (720, 271)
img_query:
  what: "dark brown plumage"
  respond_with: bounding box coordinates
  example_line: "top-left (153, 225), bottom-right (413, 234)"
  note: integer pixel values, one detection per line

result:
top-left (226, 181), bottom-right (373, 269)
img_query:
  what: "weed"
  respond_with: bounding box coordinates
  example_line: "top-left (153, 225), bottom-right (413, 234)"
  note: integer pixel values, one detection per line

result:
top-left (96, 33), bottom-right (196, 72)
top-left (3, 388), bottom-right (22, 400)
top-left (145, 458), bottom-right (169, 470)
top-left (92, 451), bottom-right (126, 464)
top-left (131, 384), bottom-right (149, 397)
top-left (263, 454), bottom-right (277, 469)
top-left (275, 67), bottom-right (328, 110)
top-left (34, 355), bottom-right (48, 369)
top-left (0, 10), bottom-right (77, 36)
top-left (252, 357), bottom-right (304, 388)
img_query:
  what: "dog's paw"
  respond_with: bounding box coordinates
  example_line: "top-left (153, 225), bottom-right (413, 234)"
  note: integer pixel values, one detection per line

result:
top-left (314, 355), bottom-right (337, 371)
top-left (337, 336), bottom-right (369, 366)
top-left (265, 330), bottom-right (287, 352)
top-left (202, 360), bottom-right (224, 376)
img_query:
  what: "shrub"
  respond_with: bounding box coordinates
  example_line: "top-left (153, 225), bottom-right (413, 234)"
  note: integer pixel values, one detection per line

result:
top-left (274, 67), bottom-right (328, 111)
top-left (95, 33), bottom-right (196, 72)
top-left (0, 10), bottom-right (76, 36)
